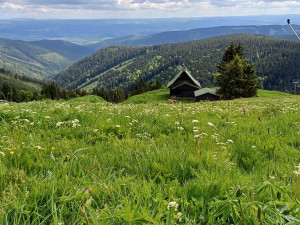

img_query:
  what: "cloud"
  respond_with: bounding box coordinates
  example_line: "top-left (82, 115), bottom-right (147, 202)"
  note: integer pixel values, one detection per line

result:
top-left (0, 0), bottom-right (299, 18)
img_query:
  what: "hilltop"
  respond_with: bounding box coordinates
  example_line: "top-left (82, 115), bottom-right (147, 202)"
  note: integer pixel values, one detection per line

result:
top-left (53, 33), bottom-right (300, 92)
top-left (0, 38), bottom-right (94, 79)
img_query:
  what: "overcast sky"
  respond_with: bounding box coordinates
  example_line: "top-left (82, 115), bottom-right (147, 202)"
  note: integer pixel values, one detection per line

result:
top-left (0, 0), bottom-right (299, 19)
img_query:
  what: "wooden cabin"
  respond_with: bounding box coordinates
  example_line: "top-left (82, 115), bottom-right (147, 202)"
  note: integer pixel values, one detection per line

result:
top-left (167, 67), bottom-right (201, 99)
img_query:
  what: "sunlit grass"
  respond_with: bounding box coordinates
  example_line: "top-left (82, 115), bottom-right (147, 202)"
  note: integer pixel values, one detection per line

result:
top-left (0, 92), bottom-right (299, 224)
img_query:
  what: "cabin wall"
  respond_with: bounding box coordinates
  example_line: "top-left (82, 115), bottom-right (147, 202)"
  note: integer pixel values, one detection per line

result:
top-left (170, 89), bottom-right (195, 98)
top-left (195, 93), bottom-right (220, 102)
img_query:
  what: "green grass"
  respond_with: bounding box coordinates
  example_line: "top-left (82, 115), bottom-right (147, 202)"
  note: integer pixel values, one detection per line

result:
top-left (0, 92), bottom-right (300, 224)
top-left (257, 89), bottom-right (292, 98)
top-left (124, 88), bottom-right (292, 104)
top-left (124, 88), bottom-right (170, 103)
top-left (67, 95), bottom-right (105, 103)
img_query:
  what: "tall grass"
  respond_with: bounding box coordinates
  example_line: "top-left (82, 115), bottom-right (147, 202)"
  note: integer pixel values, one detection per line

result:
top-left (0, 92), bottom-right (299, 224)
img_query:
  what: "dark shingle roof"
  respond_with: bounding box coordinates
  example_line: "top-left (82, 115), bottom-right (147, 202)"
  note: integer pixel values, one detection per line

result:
top-left (167, 70), bottom-right (201, 88)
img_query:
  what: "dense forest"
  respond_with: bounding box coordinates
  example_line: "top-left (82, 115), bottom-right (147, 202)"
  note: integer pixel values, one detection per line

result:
top-left (54, 34), bottom-right (300, 92)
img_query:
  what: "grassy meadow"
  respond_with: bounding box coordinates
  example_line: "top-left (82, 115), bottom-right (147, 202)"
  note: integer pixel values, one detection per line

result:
top-left (0, 90), bottom-right (300, 224)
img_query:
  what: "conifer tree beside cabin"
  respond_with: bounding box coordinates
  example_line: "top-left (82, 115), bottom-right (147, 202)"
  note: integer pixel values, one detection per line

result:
top-left (167, 66), bottom-right (201, 99)
top-left (216, 43), bottom-right (258, 99)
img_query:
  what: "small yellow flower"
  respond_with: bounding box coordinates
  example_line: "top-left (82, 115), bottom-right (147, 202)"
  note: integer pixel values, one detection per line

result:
top-left (11, 120), bottom-right (15, 123)
top-left (51, 147), bottom-right (56, 150)
top-left (66, 155), bottom-right (70, 158)
top-left (10, 151), bottom-right (14, 155)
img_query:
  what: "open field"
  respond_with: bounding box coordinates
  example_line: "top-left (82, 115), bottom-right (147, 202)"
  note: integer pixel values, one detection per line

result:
top-left (0, 91), bottom-right (300, 224)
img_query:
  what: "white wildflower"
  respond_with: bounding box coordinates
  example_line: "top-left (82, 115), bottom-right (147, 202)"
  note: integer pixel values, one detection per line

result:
top-left (175, 121), bottom-right (180, 125)
top-left (192, 120), bottom-right (199, 123)
top-left (56, 122), bottom-right (64, 127)
top-left (293, 163), bottom-right (300, 176)
top-left (177, 127), bottom-right (184, 131)
top-left (167, 201), bottom-right (178, 211)
top-left (125, 116), bottom-right (130, 119)
top-left (217, 142), bottom-right (225, 145)
top-left (207, 122), bottom-right (214, 127)
top-left (115, 125), bottom-right (121, 128)
top-left (227, 139), bottom-right (234, 143)
top-left (35, 146), bottom-right (44, 150)
top-left (251, 145), bottom-right (256, 149)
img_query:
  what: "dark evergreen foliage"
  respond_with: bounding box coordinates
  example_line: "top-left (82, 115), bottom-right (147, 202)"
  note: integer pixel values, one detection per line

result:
top-left (216, 44), bottom-right (258, 99)
top-left (92, 79), bottom-right (161, 103)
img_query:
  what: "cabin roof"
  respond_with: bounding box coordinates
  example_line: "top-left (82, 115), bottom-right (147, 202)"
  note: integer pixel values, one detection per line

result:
top-left (194, 88), bottom-right (218, 97)
top-left (167, 69), bottom-right (201, 89)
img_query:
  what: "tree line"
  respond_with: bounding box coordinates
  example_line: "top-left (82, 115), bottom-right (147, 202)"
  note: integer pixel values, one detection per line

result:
top-left (0, 71), bottom-right (162, 103)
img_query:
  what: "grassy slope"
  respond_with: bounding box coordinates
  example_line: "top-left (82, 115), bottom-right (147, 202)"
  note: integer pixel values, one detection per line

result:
top-left (124, 88), bottom-right (293, 104)
top-left (66, 95), bottom-right (105, 103)
top-left (0, 92), bottom-right (300, 224)
top-left (124, 88), bottom-right (170, 104)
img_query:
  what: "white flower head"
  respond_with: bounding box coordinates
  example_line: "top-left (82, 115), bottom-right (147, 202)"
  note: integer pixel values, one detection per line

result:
top-left (177, 127), bottom-right (184, 131)
top-left (207, 122), bottom-right (214, 127)
top-left (56, 122), bottom-right (64, 127)
top-left (167, 201), bottom-right (179, 211)
top-left (192, 120), bottom-right (199, 123)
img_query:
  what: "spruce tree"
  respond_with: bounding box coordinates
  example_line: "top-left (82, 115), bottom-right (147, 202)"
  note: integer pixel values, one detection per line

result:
top-left (216, 43), bottom-right (258, 99)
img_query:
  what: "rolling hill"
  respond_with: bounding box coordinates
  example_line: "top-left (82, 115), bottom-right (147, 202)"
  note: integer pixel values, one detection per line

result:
top-left (0, 70), bottom-right (42, 94)
top-left (89, 25), bottom-right (300, 50)
top-left (0, 38), bottom-right (94, 79)
top-left (53, 33), bottom-right (300, 92)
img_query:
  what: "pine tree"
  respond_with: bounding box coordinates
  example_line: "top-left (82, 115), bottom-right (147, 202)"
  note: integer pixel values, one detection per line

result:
top-left (216, 43), bottom-right (258, 99)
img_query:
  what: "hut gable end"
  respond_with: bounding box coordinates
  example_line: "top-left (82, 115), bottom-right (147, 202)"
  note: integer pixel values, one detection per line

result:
top-left (167, 67), bottom-right (201, 99)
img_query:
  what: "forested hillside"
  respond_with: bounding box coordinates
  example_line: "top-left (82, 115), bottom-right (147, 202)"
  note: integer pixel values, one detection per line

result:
top-left (89, 25), bottom-right (300, 49)
top-left (54, 34), bottom-right (300, 91)
top-left (0, 39), bottom-right (93, 79)
top-left (0, 69), bottom-right (42, 94)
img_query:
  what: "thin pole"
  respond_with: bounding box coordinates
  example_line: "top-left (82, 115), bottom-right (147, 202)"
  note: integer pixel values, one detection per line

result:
top-left (289, 24), bottom-right (300, 41)
top-left (287, 19), bottom-right (300, 41)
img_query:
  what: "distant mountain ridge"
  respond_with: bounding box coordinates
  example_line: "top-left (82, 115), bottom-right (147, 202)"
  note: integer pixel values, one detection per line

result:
top-left (89, 25), bottom-right (300, 49)
top-left (1, 23), bottom-right (299, 82)
top-left (53, 34), bottom-right (300, 92)
top-left (0, 38), bottom-right (94, 79)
